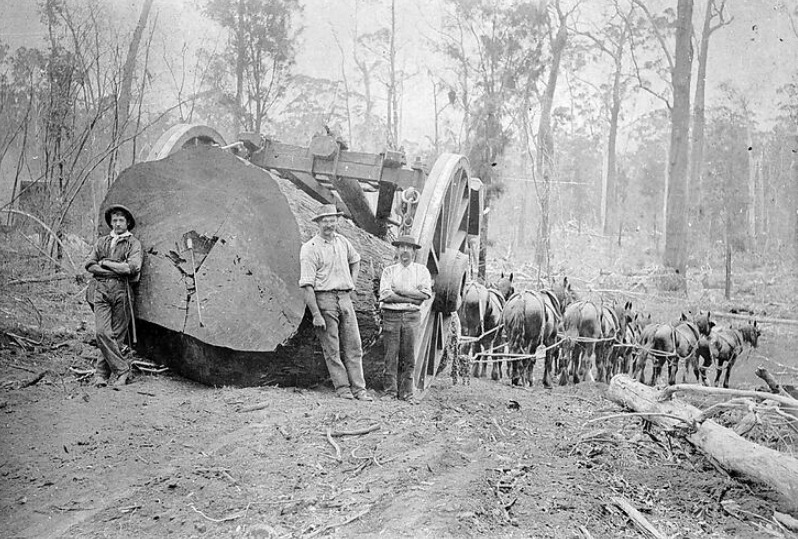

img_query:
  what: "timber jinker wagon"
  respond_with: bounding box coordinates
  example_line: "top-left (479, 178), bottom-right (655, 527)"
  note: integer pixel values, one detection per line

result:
top-left (101, 124), bottom-right (483, 390)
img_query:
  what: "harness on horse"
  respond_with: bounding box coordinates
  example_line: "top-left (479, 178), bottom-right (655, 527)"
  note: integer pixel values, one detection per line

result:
top-left (675, 321), bottom-right (701, 360)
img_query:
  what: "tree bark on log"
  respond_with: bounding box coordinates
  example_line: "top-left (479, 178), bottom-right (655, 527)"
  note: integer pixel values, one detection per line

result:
top-left (607, 374), bottom-right (798, 514)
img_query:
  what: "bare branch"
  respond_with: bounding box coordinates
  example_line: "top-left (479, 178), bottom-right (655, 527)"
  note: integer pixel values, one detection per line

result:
top-left (631, 0), bottom-right (674, 71)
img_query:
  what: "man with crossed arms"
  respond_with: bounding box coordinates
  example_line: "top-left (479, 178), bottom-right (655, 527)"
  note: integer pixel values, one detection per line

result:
top-left (379, 235), bottom-right (432, 403)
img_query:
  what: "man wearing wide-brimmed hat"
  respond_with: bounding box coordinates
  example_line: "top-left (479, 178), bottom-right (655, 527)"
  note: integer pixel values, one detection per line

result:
top-left (378, 234), bottom-right (432, 403)
top-left (84, 204), bottom-right (143, 388)
top-left (299, 204), bottom-right (373, 401)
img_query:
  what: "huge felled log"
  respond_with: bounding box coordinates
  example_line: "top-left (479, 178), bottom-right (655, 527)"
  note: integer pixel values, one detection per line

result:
top-left (103, 146), bottom-right (395, 387)
top-left (607, 374), bottom-right (798, 514)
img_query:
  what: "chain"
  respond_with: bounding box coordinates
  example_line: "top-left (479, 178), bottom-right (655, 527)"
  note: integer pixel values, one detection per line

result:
top-left (398, 188), bottom-right (419, 236)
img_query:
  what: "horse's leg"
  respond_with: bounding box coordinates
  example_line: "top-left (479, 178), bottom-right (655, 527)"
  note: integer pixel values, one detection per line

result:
top-left (571, 345), bottom-right (581, 384)
top-left (723, 354), bottom-right (737, 389)
top-left (543, 346), bottom-right (554, 389)
top-left (622, 348), bottom-right (632, 375)
top-left (649, 358), bottom-right (660, 386)
top-left (489, 337), bottom-right (500, 381)
top-left (585, 344), bottom-right (596, 383)
top-left (668, 357), bottom-right (679, 385)
top-left (698, 351), bottom-right (710, 386)
top-left (471, 340), bottom-right (480, 378)
top-left (596, 343), bottom-right (611, 382)
top-left (632, 351), bottom-right (644, 381)
top-left (477, 338), bottom-right (486, 378)
top-left (682, 353), bottom-right (691, 384)
top-left (558, 343), bottom-right (571, 386)
top-left (594, 345), bottom-right (603, 383)
top-left (713, 359), bottom-right (723, 388)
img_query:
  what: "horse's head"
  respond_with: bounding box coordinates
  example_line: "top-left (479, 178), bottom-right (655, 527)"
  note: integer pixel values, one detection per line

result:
top-left (692, 310), bottom-right (715, 336)
top-left (739, 321), bottom-right (761, 348)
top-left (495, 272), bottom-right (515, 301)
top-left (618, 301), bottom-right (634, 334)
top-left (551, 276), bottom-right (577, 311)
top-left (635, 311), bottom-right (653, 330)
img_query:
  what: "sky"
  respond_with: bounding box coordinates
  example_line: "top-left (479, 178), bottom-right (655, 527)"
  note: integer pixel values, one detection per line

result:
top-left (1, 0), bottom-right (797, 144)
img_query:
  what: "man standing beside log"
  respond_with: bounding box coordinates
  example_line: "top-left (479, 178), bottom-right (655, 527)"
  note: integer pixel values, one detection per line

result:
top-left (85, 205), bottom-right (142, 388)
top-left (379, 235), bottom-right (432, 403)
top-left (300, 204), bottom-right (373, 401)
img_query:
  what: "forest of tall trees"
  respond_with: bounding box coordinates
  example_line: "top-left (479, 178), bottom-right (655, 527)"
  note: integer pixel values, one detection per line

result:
top-left (0, 0), bottom-right (796, 275)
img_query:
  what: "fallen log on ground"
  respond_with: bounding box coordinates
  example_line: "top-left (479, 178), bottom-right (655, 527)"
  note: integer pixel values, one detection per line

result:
top-left (607, 374), bottom-right (798, 514)
top-left (755, 367), bottom-right (798, 401)
top-left (710, 311), bottom-right (798, 326)
top-left (754, 367), bottom-right (798, 429)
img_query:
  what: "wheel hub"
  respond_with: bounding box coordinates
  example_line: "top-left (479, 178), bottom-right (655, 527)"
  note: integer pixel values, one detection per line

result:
top-left (432, 250), bottom-right (469, 313)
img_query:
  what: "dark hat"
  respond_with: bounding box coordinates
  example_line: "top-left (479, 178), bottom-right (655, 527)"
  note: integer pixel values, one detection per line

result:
top-left (104, 204), bottom-right (136, 231)
top-left (392, 235), bottom-right (421, 249)
top-left (312, 204), bottom-right (344, 222)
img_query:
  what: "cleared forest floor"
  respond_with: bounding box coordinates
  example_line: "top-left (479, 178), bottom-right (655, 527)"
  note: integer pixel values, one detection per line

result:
top-left (1, 231), bottom-right (797, 538)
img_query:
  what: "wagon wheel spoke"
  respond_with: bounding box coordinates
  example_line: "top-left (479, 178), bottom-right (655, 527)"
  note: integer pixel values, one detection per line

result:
top-left (410, 154), bottom-right (480, 391)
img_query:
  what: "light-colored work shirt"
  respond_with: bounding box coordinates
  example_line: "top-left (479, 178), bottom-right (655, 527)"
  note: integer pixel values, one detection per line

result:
top-left (299, 233), bottom-right (361, 291)
top-left (379, 262), bottom-right (433, 312)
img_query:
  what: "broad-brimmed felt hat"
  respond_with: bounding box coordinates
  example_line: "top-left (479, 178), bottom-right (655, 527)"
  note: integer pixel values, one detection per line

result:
top-left (312, 204), bottom-right (345, 222)
top-left (104, 204), bottom-right (136, 231)
top-left (392, 235), bottom-right (421, 249)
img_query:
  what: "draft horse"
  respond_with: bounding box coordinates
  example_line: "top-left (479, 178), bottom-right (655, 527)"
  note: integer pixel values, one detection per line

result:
top-left (502, 289), bottom-right (560, 388)
top-left (708, 321), bottom-right (760, 388)
top-left (458, 281), bottom-right (504, 380)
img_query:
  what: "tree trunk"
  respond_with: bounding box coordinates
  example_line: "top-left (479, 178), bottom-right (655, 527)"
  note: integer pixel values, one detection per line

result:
top-left (118, 0), bottom-right (153, 131)
top-left (388, 0), bottom-right (398, 146)
top-left (535, 10), bottom-right (567, 271)
top-left (607, 375), bottom-right (798, 513)
top-left (746, 126), bottom-right (757, 246)
top-left (663, 0), bottom-right (693, 275)
top-left (603, 39), bottom-right (625, 236)
top-left (234, 0), bottom-right (246, 135)
top-left (690, 0), bottom-right (712, 216)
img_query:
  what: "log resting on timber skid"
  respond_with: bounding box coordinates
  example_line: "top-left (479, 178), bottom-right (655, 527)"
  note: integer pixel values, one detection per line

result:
top-left (607, 374), bottom-right (798, 514)
top-left (103, 146), bottom-right (395, 387)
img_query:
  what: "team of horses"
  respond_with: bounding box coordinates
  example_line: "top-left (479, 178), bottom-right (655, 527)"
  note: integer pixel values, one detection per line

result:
top-left (457, 274), bottom-right (761, 389)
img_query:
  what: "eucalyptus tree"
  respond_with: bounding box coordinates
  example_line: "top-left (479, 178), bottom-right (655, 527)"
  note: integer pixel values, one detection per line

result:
top-left (571, 0), bottom-right (640, 236)
top-left (201, 0), bottom-right (302, 135)
top-left (662, 0), bottom-right (693, 276)
top-left (690, 0), bottom-right (732, 227)
top-left (0, 0), bottom-right (163, 261)
top-left (629, 0), bottom-right (692, 275)
top-left (439, 0), bottom-right (549, 276)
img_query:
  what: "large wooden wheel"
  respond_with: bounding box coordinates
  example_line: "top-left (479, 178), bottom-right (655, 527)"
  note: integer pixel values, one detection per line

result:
top-left (410, 153), bottom-right (482, 391)
top-left (147, 124), bottom-right (227, 161)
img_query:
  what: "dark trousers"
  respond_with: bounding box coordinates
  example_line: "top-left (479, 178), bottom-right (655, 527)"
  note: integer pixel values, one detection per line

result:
top-left (382, 310), bottom-right (420, 398)
top-left (93, 279), bottom-right (131, 377)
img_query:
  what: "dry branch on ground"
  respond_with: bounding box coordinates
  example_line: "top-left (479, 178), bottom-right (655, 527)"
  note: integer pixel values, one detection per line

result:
top-left (607, 374), bottom-right (798, 514)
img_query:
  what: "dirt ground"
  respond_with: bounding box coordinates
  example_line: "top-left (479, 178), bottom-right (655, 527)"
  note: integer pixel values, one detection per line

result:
top-left (2, 242), bottom-right (798, 538)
